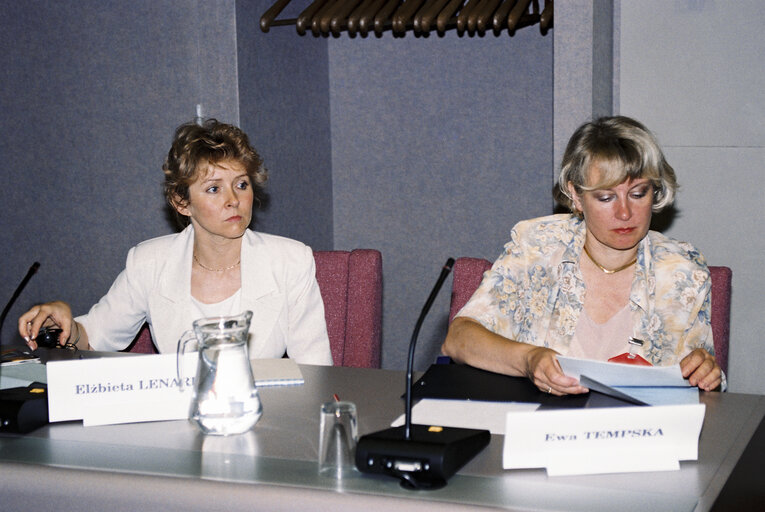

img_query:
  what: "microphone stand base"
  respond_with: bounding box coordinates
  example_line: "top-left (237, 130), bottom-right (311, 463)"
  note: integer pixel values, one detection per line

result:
top-left (355, 424), bottom-right (490, 490)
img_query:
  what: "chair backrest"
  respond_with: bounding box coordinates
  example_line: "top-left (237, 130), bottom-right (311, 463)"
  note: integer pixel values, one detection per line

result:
top-left (708, 266), bottom-right (732, 374)
top-left (449, 257), bottom-right (492, 323)
top-left (127, 249), bottom-right (384, 369)
top-left (126, 323), bottom-right (156, 354)
top-left (313, 249), bottom-right (383, 368)
top-left (449, 257), bottom-right (732, 373)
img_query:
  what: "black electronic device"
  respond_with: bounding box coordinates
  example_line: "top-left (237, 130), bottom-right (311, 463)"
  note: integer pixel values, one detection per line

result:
top-left (355, 258), bottom-right (490, 490)
top-left (0, 383), bottom-right (49, 434)
top-left (34, 326), bottom-right (64, 348)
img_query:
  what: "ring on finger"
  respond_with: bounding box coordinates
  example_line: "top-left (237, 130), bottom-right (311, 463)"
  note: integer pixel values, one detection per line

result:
top-left (546, 386), bottom-right (552, 394)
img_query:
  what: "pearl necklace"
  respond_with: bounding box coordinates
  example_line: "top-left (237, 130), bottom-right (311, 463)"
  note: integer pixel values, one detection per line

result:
top-left (583, 245), bottom-right (637, 274)
top-left (193, 253), bottom-right (240, 272)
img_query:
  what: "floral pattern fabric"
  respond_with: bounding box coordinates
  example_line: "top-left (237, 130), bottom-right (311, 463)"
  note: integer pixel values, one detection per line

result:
top-left (456, 214), bottom-right (715, 367)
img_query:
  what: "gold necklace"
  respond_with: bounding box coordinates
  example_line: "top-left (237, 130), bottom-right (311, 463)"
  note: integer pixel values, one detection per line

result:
top-left (583, 245), bottom-right (637, 274)
top-left (193, 253), bottom-right (240, 272)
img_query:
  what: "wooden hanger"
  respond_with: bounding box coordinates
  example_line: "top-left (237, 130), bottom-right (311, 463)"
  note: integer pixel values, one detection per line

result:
top-left (413, 0), bottom-right (451, 34)
top-left (260, 0), bottom-right (551, 38)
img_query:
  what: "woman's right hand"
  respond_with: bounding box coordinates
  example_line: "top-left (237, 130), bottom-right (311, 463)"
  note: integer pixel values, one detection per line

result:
top-left (18, 301), bottom-right (75, 350)
top-left (524, 346), bottom-right (588, 396)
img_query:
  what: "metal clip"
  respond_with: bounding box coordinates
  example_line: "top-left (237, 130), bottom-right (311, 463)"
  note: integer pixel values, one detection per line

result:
top-left (627, 337), bottom-right (644, 359)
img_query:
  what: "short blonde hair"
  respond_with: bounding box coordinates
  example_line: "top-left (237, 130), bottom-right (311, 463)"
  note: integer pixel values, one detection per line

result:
top-left (555, 116), bottom-right (677, 213)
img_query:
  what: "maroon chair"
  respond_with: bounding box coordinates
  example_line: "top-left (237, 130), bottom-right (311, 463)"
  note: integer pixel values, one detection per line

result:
top-left (448, 257), bottom-right (492, 324)
top-left (127, 249), bottom-right (383, 369)
top-left (448, 257), bottom-right (732, 374)
top-left (708, 266), bottom-right (732, 374)
top-left (126, 323), bottom-right (156, 354)
top-left (313, 249), bottom-right (382, 368)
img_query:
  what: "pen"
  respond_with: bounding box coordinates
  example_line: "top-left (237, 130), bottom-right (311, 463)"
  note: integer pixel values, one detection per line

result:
top-left (333, 393), bottom-right (340, 402)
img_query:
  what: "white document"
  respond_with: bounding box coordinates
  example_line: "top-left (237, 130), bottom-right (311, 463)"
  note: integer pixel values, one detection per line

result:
top-left (612, 386), bottom-right (699, 406)
top-left (391, 399), bottom-right (539, 435)
top-left (503, 404), bottom-right (705, 476)
top-left (0, 360), bottom-right (47, 389)
top-left (252, 358), bottom-right (304, 387)
top-left (557, 355), bottom-right (690, 387)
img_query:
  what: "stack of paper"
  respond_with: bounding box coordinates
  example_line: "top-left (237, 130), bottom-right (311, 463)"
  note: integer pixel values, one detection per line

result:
top-left (557, 356), bottom-right (698, 406)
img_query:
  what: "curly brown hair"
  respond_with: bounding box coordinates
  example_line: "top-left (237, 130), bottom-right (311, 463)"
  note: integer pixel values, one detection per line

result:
top-left (163, 119), bottom-right (268, 227)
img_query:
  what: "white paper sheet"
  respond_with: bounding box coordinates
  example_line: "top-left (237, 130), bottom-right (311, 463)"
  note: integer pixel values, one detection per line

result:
top-left (391, 399), bottom-right (539, 434)
top-left (0, 360), bottom-right (47, 389)
top-left (557, 355), bottom-right (689, 387)
top-left (613, 386), bottom-right (699, 406)
top-left (252, 358), bottom-right (304, 387)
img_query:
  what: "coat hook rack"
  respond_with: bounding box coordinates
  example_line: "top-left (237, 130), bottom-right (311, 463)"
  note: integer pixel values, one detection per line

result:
top-left (260, 0), bottom-right (552, 38)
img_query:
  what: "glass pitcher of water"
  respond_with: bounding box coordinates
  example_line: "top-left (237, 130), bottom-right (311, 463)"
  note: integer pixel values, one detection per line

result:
top-left (177, 310), bottom-right (262, 435)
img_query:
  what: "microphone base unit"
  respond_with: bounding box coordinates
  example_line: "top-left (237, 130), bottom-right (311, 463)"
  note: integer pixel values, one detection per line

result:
top-left (0, 383), bottom-right (49, 434)
top-left (355, 424), bottom-right (491, 490)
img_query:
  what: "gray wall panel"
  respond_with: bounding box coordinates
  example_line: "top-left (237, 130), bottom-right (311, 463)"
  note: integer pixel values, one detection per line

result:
top-left (0, 0), bottom-right (238, 344)
top-left (620, 0), bottom-right (765, 393)
top-left (328, 33), bottom-right (553, 369)
top-left (236, 0), bottom-right (334, 249)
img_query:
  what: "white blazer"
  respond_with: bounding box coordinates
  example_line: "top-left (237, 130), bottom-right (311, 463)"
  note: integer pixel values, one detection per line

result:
top-left (77, 226), bottom-right (333, 365)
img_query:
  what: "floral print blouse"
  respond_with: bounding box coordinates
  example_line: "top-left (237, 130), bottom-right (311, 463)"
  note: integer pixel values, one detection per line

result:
top-left (456, 214), bottom-right (715, 367)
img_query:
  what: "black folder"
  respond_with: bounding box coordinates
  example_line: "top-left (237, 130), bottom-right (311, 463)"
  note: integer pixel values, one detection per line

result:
top-left (411, 364), bottom-right (634, 409)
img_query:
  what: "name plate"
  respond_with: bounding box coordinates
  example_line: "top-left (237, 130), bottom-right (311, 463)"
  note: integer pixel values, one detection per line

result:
top-left (503, 404), bottom-right (705, 476)
top-left (47, 354), bottom-right (197, 426)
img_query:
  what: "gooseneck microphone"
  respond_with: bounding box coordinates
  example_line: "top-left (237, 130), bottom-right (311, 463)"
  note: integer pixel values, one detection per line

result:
top-left (0, 262), bottom-right (50, 435)
top-left (355, 258), bottom-right (490, 490)
top-left (404, 258), bottom-right (455, 440)
top-left (0, 262), bottom-right (41, 345)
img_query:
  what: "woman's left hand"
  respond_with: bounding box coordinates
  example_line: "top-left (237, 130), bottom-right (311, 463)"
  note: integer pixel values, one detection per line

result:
top-left (680, 348), bottom-right (721, 391)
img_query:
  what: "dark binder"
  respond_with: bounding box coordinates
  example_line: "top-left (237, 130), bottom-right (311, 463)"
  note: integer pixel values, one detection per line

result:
top-left (411, 364), bottom-right (635, 409)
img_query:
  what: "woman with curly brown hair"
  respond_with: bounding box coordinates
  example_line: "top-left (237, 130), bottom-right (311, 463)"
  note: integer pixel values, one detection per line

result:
top-left (19, 119), bottom-right (332, 364)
